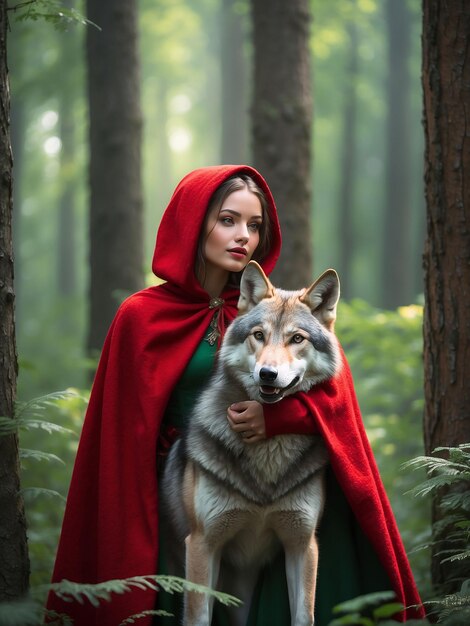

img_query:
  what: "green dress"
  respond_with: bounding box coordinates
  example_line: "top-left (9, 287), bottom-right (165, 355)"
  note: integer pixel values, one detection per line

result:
top-left (156, 335), bottom-right (391, 625)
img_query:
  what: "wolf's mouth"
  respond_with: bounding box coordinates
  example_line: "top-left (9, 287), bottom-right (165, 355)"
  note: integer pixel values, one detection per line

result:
top-left (259, 376), bottom-right (300, 403)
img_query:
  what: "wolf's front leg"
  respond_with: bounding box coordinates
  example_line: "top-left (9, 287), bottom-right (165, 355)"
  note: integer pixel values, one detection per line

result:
top-left (184, 530), bottom-right (221, 626)
top-left (284, 532), bottom-right (319, 626)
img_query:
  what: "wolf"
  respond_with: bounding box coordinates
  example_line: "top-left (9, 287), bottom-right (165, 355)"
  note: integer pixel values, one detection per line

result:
top-left (161, 261), bottom-right (341, 626)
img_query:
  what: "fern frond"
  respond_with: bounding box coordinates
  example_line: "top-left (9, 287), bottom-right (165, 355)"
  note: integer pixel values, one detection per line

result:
top-left (441, 491), bottom-right (470, 513)
top-left (21, 487), bottom-right (66, 503)
top-left (403, 455), bottom-right (470, 476)
top-left (15, 390), bottom-right (82, 417)
top-left (43, 575), bottom-right (242, 609)
top-left (407, 474), bottom-right (468, 498)
top-left (20, 448), bottom-right (65, 465)
top-left (433, 515), bottom-right (466, 536)
top-left (120, 609), bottom-right (174, 624)
top-left (441, 550), bottom-right (470, 564)
top-left (0, 416), bottom-right (76, 437)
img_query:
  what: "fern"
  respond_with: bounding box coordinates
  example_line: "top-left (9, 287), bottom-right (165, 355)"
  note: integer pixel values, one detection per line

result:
top-left (327, 591), bottom-right (419, 626)
top-left (405, 445), bottom-right (470, 623)
top-left (21, 487), bottom-right (66, 503)
top-left (0, 389), bottom-right (82, 438)
top-left (20, 448), bottom-right (65, 465)
top-left (0, 574), bottom-right (242, 626)
top-left (120, 609), bottom-right (174, 624)
top-left (42, 575), bottom-right (241, 609)
top-left (0, 599), bottom-right (42, 626)
top-left (8, 0), bottom-right (100, 31)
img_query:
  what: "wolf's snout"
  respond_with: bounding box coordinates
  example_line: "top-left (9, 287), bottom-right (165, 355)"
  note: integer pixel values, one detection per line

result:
top-left (259, 366), bottom-right (278, 382)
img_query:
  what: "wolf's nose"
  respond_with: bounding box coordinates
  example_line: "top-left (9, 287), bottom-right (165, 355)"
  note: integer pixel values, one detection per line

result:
top-left (259, 367), bottom-right (278, 382)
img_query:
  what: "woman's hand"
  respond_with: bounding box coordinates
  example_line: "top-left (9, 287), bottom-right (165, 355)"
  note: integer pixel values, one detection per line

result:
top-left (227, 400), bottom-right (266, 444)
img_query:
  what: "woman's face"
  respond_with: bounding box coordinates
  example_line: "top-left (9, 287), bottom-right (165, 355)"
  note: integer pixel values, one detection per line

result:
top-left (202, 188), bottom-right (263, 291)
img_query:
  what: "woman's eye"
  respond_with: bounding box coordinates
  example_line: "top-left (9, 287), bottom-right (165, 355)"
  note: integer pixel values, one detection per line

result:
top-left (253, 331), bottom-right (264, 341)
top-left (249, 223), bottom-right (261, 232)
top-left (221, 217), bottom-right (233, 225)
top-left (291, 334), bottom-right (304, 344)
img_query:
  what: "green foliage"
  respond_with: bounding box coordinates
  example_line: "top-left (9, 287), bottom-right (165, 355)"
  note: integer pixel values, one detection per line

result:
top-left (404, 444), bottom-right (470, 619)
top-left (327, 590), bottom-right (421, 626)
top-left (44, 575), bottom-right (241, 610)
top-left (8, 390), bottom-right (87, 591)
top-left (337, 299), bottom-right (430, 592)
top-left (0, 575), bottom-right (241, 625)
top-left (424, 581), bottom-right (470, 625)
top-left (0, 598), bottom-right (44, 626)
top-left (10, 0), bottom-right (99, 31)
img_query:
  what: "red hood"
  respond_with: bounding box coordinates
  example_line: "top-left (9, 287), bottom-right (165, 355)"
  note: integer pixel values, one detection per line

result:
top-left (152, 165), bottom-right (281, 294)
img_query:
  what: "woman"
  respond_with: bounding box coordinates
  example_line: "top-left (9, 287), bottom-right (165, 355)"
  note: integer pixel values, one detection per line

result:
top-left (47, 165), bottom-right (424, 625)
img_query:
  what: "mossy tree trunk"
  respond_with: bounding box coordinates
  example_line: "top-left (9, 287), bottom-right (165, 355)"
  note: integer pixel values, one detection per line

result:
top-left (86, 0), bottom-right (144, 356)
top-left (251, 0), bottom-right (312, 288)
top-left (422, 0), bottom-right (470, 592)
top-left (0, 0), bottom-right (30, 601)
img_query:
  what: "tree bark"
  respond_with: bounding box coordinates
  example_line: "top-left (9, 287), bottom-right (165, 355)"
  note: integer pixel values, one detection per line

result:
top-left (381, 0), bottom-right (412, 309)
top-left (0, 0), bottom-right (30, 600)
top-left (220, 0), bottom-right (248, 164)
top-left (251, 0), bottom-right (312, 288)
top-left (86, 0), bottom-right (144, 355)
top-left (422, 0), bottom-right (470, 591)
top-left (10, 87), bottom-right (24, 332)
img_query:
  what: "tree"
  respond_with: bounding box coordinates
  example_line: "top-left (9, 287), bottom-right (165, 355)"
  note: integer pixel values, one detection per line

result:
top-left (57, 0), bottom-right (81, 298)
top-left (86, 0), bottom-right (144, 356)
top-left (251, 0), bottom-right (312, 288)
top-left (381, 0), bottom-right (412, 309)
top-left (0, 0), bottom-right (30, 601)
top-left (422, 0), bottom-right (470, 591)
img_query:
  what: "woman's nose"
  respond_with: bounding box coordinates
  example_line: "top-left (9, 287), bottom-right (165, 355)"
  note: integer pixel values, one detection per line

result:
top-left (235, 224), bottom-right (250, 243)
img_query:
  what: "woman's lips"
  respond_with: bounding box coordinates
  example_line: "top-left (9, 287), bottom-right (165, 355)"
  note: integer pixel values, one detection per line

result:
top-left (228, 248), bottom-right (247, 259)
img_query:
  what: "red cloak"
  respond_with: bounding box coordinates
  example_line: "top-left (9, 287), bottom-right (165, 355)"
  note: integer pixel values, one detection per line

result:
top-left (46, 165), bottom-right (424, 625)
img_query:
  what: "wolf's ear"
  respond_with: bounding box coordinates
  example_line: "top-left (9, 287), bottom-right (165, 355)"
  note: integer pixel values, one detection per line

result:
top-left (238, 261), bottom-right (275, 314)
top-left (300, 269), bottom-right (340, 330)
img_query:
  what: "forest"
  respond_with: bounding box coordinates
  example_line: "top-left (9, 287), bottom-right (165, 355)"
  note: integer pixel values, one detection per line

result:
top-left (0, 0), bottom-right (469, 624)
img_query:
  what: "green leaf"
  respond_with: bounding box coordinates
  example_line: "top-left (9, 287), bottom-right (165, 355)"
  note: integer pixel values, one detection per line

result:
top-left (372, 602), bottom-right (404, 619)
top-left (328, 614), bottom-right (373, 626)
top-left (333, 591), bottom-right (397, 614)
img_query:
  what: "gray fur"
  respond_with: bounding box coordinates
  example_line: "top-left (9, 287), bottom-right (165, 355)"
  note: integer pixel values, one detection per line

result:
top-left (160, 262), bottom-right (341, 626)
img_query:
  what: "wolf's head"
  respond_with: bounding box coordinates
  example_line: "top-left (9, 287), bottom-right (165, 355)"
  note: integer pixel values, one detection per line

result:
top-left (220, 261), bottom-right (341, 404)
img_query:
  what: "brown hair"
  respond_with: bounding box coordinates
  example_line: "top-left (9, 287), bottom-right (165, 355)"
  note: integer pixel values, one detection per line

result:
top-left (196, 174), bottom-right (272, 287)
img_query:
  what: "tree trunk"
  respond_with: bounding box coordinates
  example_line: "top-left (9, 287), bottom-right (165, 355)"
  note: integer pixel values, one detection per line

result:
top-left (337, 12), bottom-right (358, 301)
top-left (381, 0), bottom-right (412, 309)
top-left (86, 0), bottom-right (144, 355)
top-left (220, 0), bottom-right (248, 164)
top-left (0, 0), bottom-right (30, 600)
top-left (422, 0), bottom-right (470, 592)
top-left (57, 0), bottom-right (79, 298)
top-left (10, 89), bottom-right (25, 332)
top-left (251, 0), bottom-right (312, 288)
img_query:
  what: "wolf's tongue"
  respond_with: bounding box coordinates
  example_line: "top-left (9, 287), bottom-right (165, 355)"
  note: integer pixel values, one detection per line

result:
top-left (260, 386), bottom-right (280, 395)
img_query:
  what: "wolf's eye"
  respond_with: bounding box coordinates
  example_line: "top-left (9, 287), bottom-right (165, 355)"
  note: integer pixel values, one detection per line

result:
top-left (291, 334), bottom-right (304, 344)
top-left (253, 331), bottom-right (264, 341)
